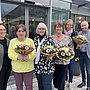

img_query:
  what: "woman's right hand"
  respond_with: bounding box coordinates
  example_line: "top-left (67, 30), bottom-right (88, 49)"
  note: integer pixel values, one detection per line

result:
top-left (17, 55), bottom-right (23, 61)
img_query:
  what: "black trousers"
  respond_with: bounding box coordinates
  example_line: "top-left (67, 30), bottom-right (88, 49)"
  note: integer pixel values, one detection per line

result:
top-left (0, 67), bottom-right (11, 90)
top-left (53, 64), bottom-right (68, 90)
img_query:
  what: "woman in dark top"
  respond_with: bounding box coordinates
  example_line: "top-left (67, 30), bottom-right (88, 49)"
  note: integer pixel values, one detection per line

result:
top-left (0, 23), bottom-right (11, 90)
top-left (64, 19), bottom-right (78, 90)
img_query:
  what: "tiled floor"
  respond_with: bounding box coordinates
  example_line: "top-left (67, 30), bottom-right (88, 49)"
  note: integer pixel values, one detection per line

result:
top-left (7, 75), bottom-right (87, 90)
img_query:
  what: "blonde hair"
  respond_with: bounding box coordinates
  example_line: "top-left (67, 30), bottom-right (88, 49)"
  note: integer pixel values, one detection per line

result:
top-left (64, 19), bottom-right (74, 30)
top-left (36, 22), bottom-right (48, 35)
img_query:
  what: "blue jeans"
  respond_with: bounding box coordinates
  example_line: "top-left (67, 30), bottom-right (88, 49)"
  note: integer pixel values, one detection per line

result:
top-left (79, 52), bottom-right (90, 87)
top-left (36, 73), bottom-right (53, 90)
top-left (66, 58), bottom-right (75, 83)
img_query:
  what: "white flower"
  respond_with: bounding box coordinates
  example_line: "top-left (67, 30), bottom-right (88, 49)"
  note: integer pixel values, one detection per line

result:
top-left (66, 52), bottom-right (71, 56)
top-left (61, 52), bottom-right (65, 56)
top-left (25, 46), bottom-right (29, 50)
top-left (46, 49), bottom-right (50, 53)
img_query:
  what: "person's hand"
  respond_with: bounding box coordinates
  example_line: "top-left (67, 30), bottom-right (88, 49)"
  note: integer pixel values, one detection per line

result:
top-left (23, 55), bottom-right (29, 61)
top-left (17, 55), bottom-right (23, 61)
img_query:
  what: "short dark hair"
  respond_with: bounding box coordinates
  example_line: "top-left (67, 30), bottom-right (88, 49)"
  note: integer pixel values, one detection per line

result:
top-left (16, 24), bottom-right (27, 37)
top-left (54, 22), bottom-right (63, 29)
top-left (16, 24), bottom-right (26, 32)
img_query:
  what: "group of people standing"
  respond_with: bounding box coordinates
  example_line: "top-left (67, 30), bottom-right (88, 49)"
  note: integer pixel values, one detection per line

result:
top-left (0, 19), bottom-right (90, 90)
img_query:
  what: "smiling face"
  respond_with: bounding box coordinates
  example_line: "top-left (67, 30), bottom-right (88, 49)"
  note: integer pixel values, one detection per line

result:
top-left (81, 21), bottom-right (89, 32)
top-left (16, 27), bottom-right (26, 39)
top-left (38, 27), bottom-right (46, 36)
top-left (55, 24), bottom-right (63, 34)
top-left (36, 23), bottom-right (48, 36)
top-left (0, 24), bottom-right (6, 39)
top-left (66, 22), bottom-right (73, 31)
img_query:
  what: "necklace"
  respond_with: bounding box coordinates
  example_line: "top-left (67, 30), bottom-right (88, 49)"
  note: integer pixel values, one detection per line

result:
top-left (55, 34), bottom-right (65, 41)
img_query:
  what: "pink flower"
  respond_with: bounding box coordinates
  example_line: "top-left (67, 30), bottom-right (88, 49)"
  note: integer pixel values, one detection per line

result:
top-left (61, 52), bottom-right (65, 56)
top-left (66, 52), bottom-right (71, 56)
top-left (59, 48), bottom-right (62, 51)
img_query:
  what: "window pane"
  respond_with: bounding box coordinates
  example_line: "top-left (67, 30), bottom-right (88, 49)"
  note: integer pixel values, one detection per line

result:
top-left (51, 9), bottom-right (68, 35)
top-left (29, 6), bottom-right (48, 39)
top-left (1, 2), bottom-right (25, 39)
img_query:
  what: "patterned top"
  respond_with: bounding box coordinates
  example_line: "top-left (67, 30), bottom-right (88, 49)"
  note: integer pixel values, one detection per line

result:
top-left (34, 35), bottom-right (55, 75)
top-left (52, 35), bottom-right (73, 65)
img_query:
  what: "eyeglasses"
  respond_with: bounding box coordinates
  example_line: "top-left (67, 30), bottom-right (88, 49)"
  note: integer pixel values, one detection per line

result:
top-left (0, 29), bottom-right (6, 32)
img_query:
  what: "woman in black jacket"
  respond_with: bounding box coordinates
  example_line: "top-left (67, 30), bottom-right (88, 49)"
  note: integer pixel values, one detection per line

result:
top-left (0, 23), bottom-right (11, 90)
top-left (64, 19), bottom-right (78, 90)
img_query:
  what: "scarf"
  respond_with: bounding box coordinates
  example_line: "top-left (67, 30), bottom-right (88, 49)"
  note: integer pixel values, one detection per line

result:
top-left (64, 29), bottom-right (73, 37)
top-left (35, 37), bottom-right (45, 64)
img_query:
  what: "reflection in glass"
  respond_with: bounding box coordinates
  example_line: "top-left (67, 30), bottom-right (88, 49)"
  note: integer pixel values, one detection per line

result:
top-left (75, 15), bottom-right (85, 31)
top-left (29, 6), bottom-right (48, 39)
top-left (51, 9), bottom-right (68, 35)
top-left (1, 2), bottom-right (25, 39)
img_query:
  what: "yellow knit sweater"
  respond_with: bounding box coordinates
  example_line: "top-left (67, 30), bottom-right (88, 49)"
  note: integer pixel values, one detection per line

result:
top-left (8, 38), bottom-right (36, 73)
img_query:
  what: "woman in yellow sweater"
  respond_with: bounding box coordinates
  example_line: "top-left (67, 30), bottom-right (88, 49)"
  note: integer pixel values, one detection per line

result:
top-left (8, 24), bottom-right (36, 90)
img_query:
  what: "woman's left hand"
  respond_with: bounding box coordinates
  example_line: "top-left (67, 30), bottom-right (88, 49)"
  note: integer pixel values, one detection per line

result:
top-left (22, 55), bottom-right (29, 61)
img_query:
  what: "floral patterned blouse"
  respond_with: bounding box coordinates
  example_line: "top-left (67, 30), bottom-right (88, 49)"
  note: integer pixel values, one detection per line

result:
top-left (52, 35), bottom-right (73, 65)
top-left (34, 35), bottom-right (55, 75)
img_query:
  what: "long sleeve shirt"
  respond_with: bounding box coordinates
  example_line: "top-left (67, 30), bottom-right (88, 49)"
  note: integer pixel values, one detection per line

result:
top-left (52, 35), bottom-right (73, 65)
top-left (8, 37), bottom-right (36, 73)
top-left (78, 30), bottom-right (90, 59)
top-left (0, 38), bottom-right (11, 71)
top-left (34, 35), bottom-right (55, 75)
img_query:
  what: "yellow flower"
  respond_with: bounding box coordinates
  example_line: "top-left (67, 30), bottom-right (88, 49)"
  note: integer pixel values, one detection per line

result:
top-left (46, 45), bottom-right (53, 49)
top-left (62, 47), bottom-right (69, 53)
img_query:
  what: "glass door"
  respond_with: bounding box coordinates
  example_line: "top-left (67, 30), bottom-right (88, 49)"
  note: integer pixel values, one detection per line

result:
top-left (29, 6), bottom-right (48, 39)
top-left (1, 2), bottom-right (25, 39)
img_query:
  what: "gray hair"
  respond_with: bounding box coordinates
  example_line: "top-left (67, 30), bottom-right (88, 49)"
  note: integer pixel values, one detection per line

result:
top-left (36, 22), bottom-right (48, 35)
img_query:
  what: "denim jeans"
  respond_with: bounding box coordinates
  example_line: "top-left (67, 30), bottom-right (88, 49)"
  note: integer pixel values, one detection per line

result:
top-left (36, 73), bottom-right (53, 90)
top-left (66, 58), bottom-right (75, 83)
top-left (79, 52), bottom-right (90, 87)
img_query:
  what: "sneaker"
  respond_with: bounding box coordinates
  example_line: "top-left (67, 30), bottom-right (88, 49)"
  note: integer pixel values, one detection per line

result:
top-left (68, 83), bottom-right (73, 90)
top-left (77, 82), bottom-right (86, 88)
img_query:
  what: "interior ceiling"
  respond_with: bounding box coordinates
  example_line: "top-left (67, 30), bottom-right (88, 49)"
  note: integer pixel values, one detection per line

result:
top-left (72, 0), bottom-right (90, 8)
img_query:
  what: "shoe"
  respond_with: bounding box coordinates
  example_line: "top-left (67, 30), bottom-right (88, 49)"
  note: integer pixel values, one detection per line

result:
top-left (77, 82), bottom-right (86, 88)
top-left (68, 83), bottom-right (73, 90)
top-left (86, 87), bottom-right (90, 90)
top-left (65, 81), bottom-right (69, 88)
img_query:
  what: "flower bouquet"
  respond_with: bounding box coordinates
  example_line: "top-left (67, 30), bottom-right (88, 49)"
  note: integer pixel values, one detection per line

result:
top-left (56, 46), bottom-right (75, 62)
top-left (40, 45), bottom-right (56, 62)
top-left (72, 35), bottom-right (88, 49)
top-left (15, 44), bottom-right (34, 55)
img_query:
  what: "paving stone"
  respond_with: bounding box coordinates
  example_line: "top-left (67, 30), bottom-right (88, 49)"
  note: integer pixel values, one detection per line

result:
top-left (7, 75), bottom-right (87, 90)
